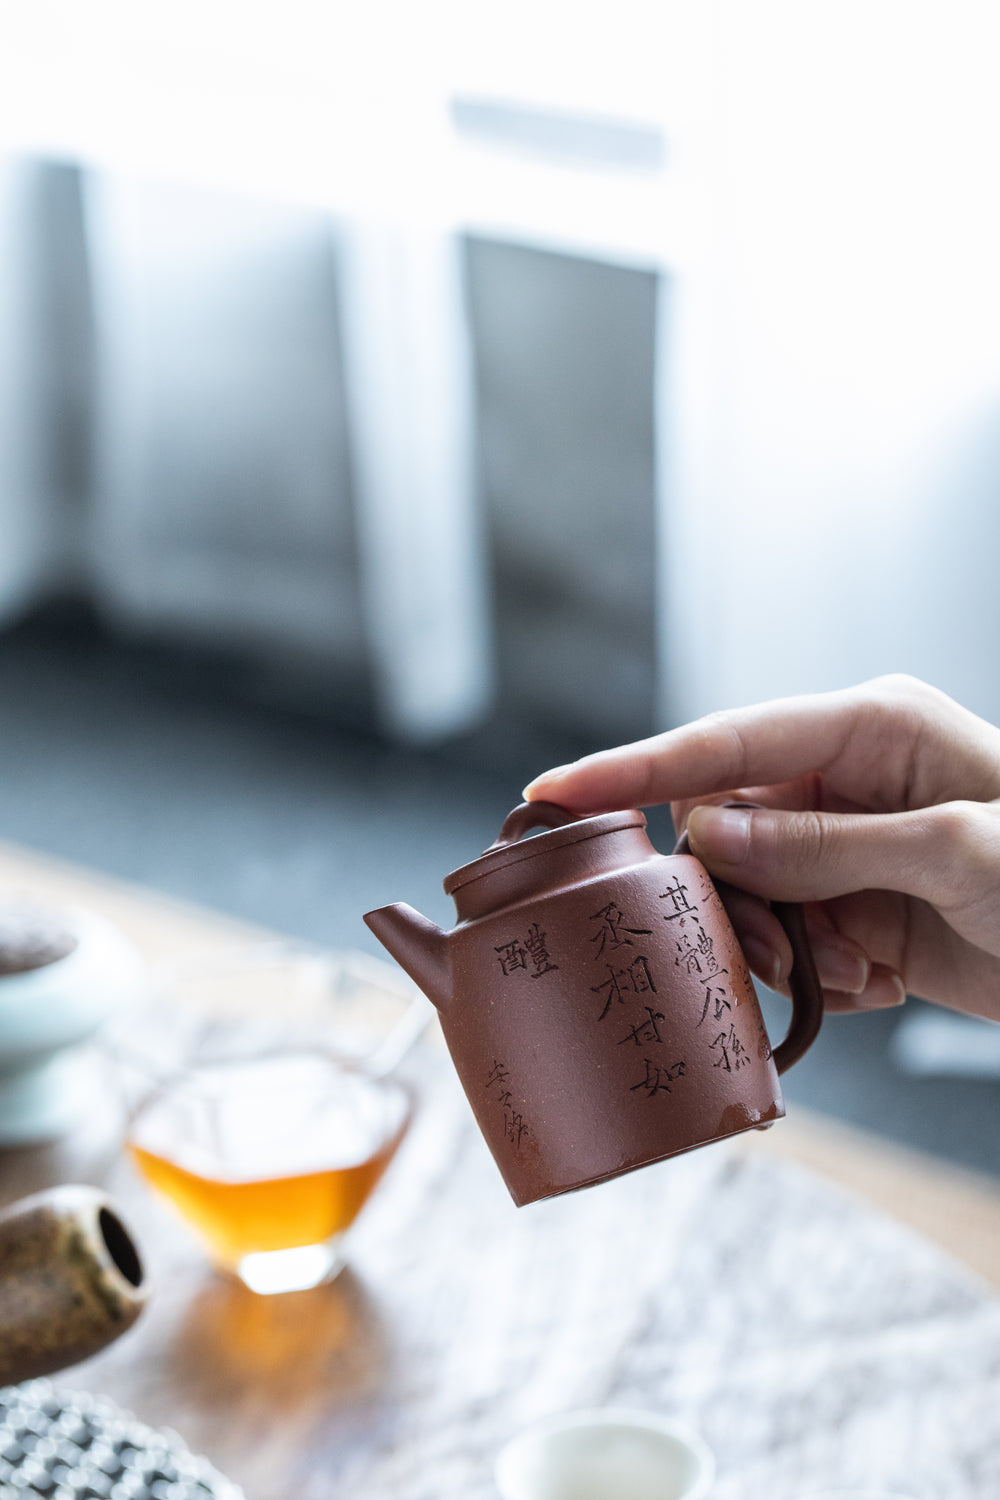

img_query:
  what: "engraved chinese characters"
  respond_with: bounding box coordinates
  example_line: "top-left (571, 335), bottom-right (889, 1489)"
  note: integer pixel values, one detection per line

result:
top-left (662, 871), bottom-right (768, 1070)
top-left (484, 1059), bottom-right (529, 1149)
top-left (494, 925), bottom-right (558, 979)
top-left (589, 899), bottom-right (686, 1099)
top-left (364, 802), bottom-right (824, 1207)
top-left (490, 873), bottom-right (761, 1121)
top-left (663, 875), bottom-right (730, 1024)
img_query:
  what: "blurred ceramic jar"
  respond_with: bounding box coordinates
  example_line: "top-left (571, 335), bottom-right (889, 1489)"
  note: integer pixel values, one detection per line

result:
top-left (0, 898), bottom-right (144, 1143)
top-left (0, 1183), bottom-right (148, 1384)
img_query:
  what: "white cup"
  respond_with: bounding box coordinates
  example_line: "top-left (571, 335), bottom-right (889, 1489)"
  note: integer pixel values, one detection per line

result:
top-left (494, 1408), bottom-right (715, 1500)
top-left (0, 906), bottom-right (144, 1143)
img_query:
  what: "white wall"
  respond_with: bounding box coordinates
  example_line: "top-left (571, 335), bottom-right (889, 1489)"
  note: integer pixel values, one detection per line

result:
top-left (661, 2), bottom-right (1000, 728)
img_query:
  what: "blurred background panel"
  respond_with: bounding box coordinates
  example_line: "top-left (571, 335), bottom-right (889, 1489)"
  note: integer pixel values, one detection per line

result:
top-left (2, 1), bottom-right (1000, 1167)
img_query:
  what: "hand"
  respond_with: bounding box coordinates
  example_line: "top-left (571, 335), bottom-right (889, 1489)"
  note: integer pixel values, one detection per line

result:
top-left (523, 675), bottom-right (1000, 1021)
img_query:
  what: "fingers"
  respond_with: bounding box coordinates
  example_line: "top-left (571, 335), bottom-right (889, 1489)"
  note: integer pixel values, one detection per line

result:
top-left (523, 675), bottom-right (1000, 815)
top-left (803, 904), bottom-right (874, 997)
top-left (682, 800), bottom-right (998, 912)
top-left (805, 964), bottom-right (907, 1014)
top-left (688, 798), bottom-right (1000, 1012)
top-left (523, 688), bottom-right (861, 811)
top-left (670, 775), bottom-right (867, 832)
top-left (719, 885), bottom-right (892, 1009)
top-left (713, 884), bottom-right (791, 990)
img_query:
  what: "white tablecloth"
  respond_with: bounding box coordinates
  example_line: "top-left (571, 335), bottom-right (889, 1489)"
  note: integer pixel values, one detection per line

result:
top-left (324, 1066), bottom-right (998, 1499)
top-left (78, 1060), bottom-right (1000, 1500)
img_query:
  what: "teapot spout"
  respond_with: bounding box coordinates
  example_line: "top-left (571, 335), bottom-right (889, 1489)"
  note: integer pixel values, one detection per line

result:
top-left (364, 903), bottom-right (451, 1012)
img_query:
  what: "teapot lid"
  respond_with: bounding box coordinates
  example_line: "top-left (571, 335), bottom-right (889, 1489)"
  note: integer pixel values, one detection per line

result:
top-left (443, 802), bottom-right (646, 896)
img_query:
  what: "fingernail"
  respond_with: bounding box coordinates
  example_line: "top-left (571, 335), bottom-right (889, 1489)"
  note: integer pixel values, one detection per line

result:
top-left (884, 971), bottom-right (907, 1006)
top-left (812, 941), bottom-right (870, 995)
top-left (522, 764), bottom-right (576, 800)
top-left (522, 774), bottom-right (559, 801)
top-left (742, 936), bottom-right (781, 990)
top-left (853, 968), bottom-right (908, 1010)
top-left (686, 804), bottom-right (752, 865)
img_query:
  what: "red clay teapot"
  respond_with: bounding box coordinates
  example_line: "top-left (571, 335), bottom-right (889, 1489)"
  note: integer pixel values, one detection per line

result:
top-left (364, 801), bottom-right (823, 1206)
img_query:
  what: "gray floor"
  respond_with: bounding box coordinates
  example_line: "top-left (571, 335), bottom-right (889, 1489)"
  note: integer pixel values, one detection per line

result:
top-left (2, 608), bottom-right (999, 1179)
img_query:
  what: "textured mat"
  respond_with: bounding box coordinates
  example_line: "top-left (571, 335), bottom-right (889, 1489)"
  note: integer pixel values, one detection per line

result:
top-left (0, 1379), bottom-right (243, 1500)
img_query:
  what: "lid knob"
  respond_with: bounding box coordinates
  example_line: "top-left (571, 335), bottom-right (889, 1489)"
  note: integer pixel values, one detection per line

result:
top-left (486, 801), bottom-right (581, 852)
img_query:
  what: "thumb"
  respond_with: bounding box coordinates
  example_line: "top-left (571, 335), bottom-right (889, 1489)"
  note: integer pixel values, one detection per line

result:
top-left (684, 800), bottom-right (980, 906)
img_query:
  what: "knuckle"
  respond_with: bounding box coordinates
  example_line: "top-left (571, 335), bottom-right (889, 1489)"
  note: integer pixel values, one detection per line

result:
top-left (866, 672), bottom-right (936, 707)
top-left (857, 675), bottom-right (931, 739)
top-left (697, 710), bottom-right (750, 789)
top-left (941, 798), bottom-right (1000, 858)
top-left (934, 799), bottom-right (985, 847)
top-left (632, 745), bottom-right (664, 807)
top-left (930, 799), bottom-right (1000, 896)
top-left (798, 809), bottom-right (833, 867)
top-left (864, 673), bottom-right (966, 736)
top-left (853, 677), bottom-right (956, 808)
top-left (765, 808), bottom-right (833, 876)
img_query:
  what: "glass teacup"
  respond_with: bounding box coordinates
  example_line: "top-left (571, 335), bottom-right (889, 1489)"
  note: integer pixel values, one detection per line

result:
top-left (113, 944), bottom-right (426, 1294)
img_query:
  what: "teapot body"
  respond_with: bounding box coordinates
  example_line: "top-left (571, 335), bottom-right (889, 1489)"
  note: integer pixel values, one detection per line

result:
top-left (440, 816), bottom-right (782, 1206)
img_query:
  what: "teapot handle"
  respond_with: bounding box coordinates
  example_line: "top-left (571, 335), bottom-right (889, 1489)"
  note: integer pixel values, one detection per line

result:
top-left (674, 804), bottom-right (824, 1075)
top-left (487, 800), bottom-right (581, 850)
top-left (765, 897), bottom-right (824, 1073)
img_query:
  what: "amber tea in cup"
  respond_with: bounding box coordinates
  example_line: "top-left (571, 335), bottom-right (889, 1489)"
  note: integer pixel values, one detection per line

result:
top-left (115, 945), bottom-right (422, 1293)
top-left (128, 1051), bottom-right (410, 1292)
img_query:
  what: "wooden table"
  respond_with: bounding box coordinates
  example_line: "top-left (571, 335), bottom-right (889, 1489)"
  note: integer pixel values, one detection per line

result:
top-left (4, 839), bottom-right (1000, 1500)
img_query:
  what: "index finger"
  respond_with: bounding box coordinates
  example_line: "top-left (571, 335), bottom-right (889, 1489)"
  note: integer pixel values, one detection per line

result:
top-left (522, 676), bottom-right (999, 815)
top-left (523, 693), bottom-right (852, 813)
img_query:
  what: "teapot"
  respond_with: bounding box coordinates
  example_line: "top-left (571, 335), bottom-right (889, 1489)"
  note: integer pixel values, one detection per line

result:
top-left (364, 801), bottom-right (823, 1206)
